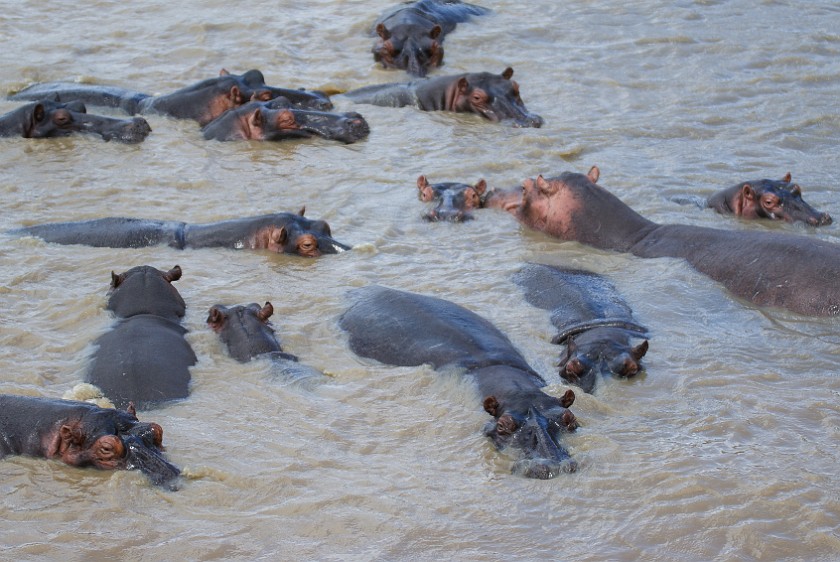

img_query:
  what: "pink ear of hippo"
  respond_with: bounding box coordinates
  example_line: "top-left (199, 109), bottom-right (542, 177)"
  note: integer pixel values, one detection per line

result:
top-left (164, 265), bottom-right (182, 283)
top-left (417, 175), bottom-right (430, 189)
top-left (741, 183), bottom-right (756, 200)
top-left (474, 179), bottom-right (487, 196)
top-left (587, 165), bottom-right (600, 184)
top-left (782, 172), bottom-right (792, 183)
top-left (430, 24), bottom-right (442, 39)
top-left (376, 23), bottom-right (391, 40)
top-left (502, 67), bottom-right (514, 80)
top-left (257, 302), bottom-right (274, 322)
top-left (535, 175), bottom-right (557, 195)
top-left (207, 306), bottom-right (226, 330)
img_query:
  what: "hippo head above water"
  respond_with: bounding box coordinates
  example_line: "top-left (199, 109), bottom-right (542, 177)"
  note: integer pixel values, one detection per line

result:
top-left (207, 301), bottom-right (283, 362)
top-left (374, 22), bottom-right (444, 78)
top-left (482, 387), bottom-right (578, 479)
top-left (450, 68), bottom-right (543, 128)
top-left (416, 175), bottom-right (487, 221)
top-left (724, 173), bottom-right (832, 226)
top-left (558, 330), bottom-right (649, 394)
top-left (108, 264), bottom-right (186, 320)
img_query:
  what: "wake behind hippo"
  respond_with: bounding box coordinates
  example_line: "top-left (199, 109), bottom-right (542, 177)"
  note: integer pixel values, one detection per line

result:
top-left (513, 166), bottom-right (840, 317)
top-left (339, 285), bottom-right (578, 479)
top-left (10, 209), bottom-right (351, 257)
top-left (0, 394), bottom-right (180, 489)
top-left (372, 0), bottom-right (491, 77)
top-left (342, 67), bottom-right (543, 127)
top-left (513, 264), bottom-right (649, 394)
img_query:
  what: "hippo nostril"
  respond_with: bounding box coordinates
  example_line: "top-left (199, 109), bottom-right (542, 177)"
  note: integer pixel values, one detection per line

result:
top-left (821, 214), bottom-right (833, 225)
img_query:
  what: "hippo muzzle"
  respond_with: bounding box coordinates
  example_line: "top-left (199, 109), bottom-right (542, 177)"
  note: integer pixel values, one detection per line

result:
top-left (295, 111), bottom-right (370, 144)
top-left (123, 433), bottom-right (181, 490)
top-left (483, 97), bottom-right (543, 128)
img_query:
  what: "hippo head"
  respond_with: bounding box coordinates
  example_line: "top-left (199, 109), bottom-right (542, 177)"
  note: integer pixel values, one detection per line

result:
top-left (226, 68), bottom-right (333, 111)
top-left (416, 175), bottom-right (487, 222)
top-left (251, 208), bottom-right (351, 257)
top-left (232, 102), bottom-right (369, 144)
top-left (20, 100), bottom-right (151, 143)
top-left (451, 68), bottom-right (544, 128)
top-left (482, 390), bottom-right (578, 479)
top-left (284, 108), bottom-right (370, 144)
top-left (557, 330), bottom-right (649, 394)
top-left (207, 302), bottom-right (282, 362)
top-left (373, 23), bottom-right (443, 77)
top-left (736, 173), bottom-right (832, 226)
top-left (107, 264), bottom-right (186, 320)
top-left (53, 402), bottom-right (180, 489)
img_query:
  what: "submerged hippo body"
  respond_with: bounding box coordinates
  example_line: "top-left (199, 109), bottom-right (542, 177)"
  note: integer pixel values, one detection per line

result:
top-left (513, 263), bottom-right (649, 394)
top-left (0, 100), bottom-right (151, 143)
top-left (0, 394), bottom-right (180, 489)
top-left (207, 302), bottom-right (324, 382)
top-left (10, 210), bottom-right (351, 257)
top-left (515, 166), bottom-right (840, 317)
top-left (88, 265), bottom-right (196, 410)
top-left (372, 0), bottom-right (491, 77)
top-left (342, 67), bottom-right (543, 127)
top-left (201, 100), bottom-right (369, 143)
top-left (10, 69), bottom-right (332, 126)
top-left (416, 175), bottom-right (487, 221)
top-left (707, 172), bottom-right (832, 226)
top-left (339, 285), bottom-right (578, 479)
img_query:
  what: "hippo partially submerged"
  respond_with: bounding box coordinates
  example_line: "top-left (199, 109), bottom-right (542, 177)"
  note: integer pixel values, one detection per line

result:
top-left (10, 209), bottom-right (351, 257)
top-left (339, 285), bottom-right (578, 479)
top-left (342, 67), bottom-right (543, 127)
top-left (513, 263), bottom-right (649, 394)
top-left (415, 175), bottom-right (487, 221)
top-left (0, 395), bottom-right (180, 489)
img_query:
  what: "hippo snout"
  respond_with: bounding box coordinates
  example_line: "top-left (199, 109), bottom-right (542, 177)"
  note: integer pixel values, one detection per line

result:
top-left (811, 212), bottom-right (833, 226)
top-left (511, 457), bottom-right (578, 479)
top-left (123, 435), bottom-right (181, 490)
top-left (513, 113), bottom-right (544, 128)
top-left (105, 117), bottom-right (153, 144)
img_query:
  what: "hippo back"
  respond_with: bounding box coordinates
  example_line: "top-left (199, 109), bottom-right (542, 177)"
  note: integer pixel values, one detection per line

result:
top-left (513, 264), bottom-right (648, 342)
top-left (340, 285), bottom-right (535, 374)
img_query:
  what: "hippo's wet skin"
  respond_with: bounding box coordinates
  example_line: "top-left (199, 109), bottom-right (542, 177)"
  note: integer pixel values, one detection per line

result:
top-left (707, 172), bottom-right (832, 226)
top-left (10, 209), bottom-right (351, 257)
top-left (0, 100), bottom-right (151, 143)
top-left (10, 69), bottom-right (332, 126)
top-left (202, 100), bottom-right (369, 143)
top-left (207, 301), bottom-right (324, 382)
top-left (339, 285), bottom-right (578, 479)
top-left (87, 265), bottom-right (196, 410)
top-left (514, 264), bottom-right (649, 394)
top-left (372, 0), bottom-right (491, 77)
top-left (513, 166), bottom-right (840, 317)
top-left (342, 67), bottom-right (543, 127)
top-left (416, 175), bottom-right (487, 221)
top-left (0, 395), bottom-right (180, 489)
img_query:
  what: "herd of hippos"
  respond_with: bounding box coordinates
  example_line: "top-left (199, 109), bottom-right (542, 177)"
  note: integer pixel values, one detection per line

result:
top-left (1, 0), bottom-right (838, 488)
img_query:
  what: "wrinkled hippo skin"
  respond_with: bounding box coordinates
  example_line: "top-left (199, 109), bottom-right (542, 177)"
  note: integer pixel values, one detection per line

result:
top-left (10, 69), bottom-right (332, 126)
top-left (202, 100), bottom-right (369, 143)
top-left (207, 301), bottom-right (324, 382)
top-left (339, 285), bottom-right (578, 479)
top-left (416, 175), bottom-right (487, 221)
top-left (514, 166), bottom-right (840, 317)
top-left (372, 0), bottom-right (491, 77)
top-left (0, 394), bottom-right (180, 489)
top-left (87, 265), bottom-right (196, 410)
top-left (513, 263), bottom-right (649, 394)
top-left (707, 172), bottom-right (832, 226)
top-left (10, 209), bottom-right (351, 257)
top-left (343, 67), bottom-right (543, 127)
top-left (0, 99), bottom-right (151, 143)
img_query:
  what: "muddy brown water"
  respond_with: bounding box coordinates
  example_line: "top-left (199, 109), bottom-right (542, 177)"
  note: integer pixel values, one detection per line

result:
top-left (2, 1), bottom-right (840, 560)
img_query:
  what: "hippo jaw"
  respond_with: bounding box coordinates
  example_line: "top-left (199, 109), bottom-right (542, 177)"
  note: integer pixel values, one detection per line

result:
top-left (122, 432), bottom-right (181, 490)
top-left (484, 406), bottom-right (578, 479)
top-left (293, 111), bottom-right (371, 144)
top-left (482, 96), bottom-right (544, 128)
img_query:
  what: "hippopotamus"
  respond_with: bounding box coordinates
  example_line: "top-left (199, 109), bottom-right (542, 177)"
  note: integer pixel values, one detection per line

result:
top-left (0, 394), bottom-right (180, 489)
top-left (513, 166), bottom-right (840, 317)
top-left (207, 301), bottom-right (324, 382)
top-left (87, 265), bottom-right (197, 410)
top-left (416, 175), bottom-right (487, 221)
top-left (372, 0), bottom-right (491, 77)
top-left (10, 209), bottom-right (351, 257)
top-left (339, 285), bottom-right (578, 479)
top-left (201, 100), bottom-right (369, 143)
top-left (0, 99), bottom-right (151, 143)
top-left (10, 69), bottom-right (332, 126)
top-left (706, 172), bottom-right (832, 226)
top-left (513, 263), bottom-right (649, 394)
top-left (342, 67), bottom-right (543, 127)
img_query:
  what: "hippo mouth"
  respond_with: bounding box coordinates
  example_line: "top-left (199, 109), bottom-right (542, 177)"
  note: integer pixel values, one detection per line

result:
top-left (319, 236), bottom-right (351, 254)
top-left (423, 207), bottom-right (474, 222)
top-left (295, 111), bottom-right (371, 144)
top-left (123, 435), bottom-right (181, 490)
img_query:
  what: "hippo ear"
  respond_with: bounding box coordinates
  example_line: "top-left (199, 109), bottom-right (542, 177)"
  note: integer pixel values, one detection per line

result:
top-left (562, 410), bottom-right (578, 431)
top-left (126, 402), bottom-right (137, 418)
top-left (271, 226), bottom-right (288, 246)
top-left (782, 172), bottom-right (792, 183)
top-left (429, 24), bottom-right (442, 39)
top-left (456, 77), bottom-right (470, 94)
top-left (249, 108), bottom-right (263, 129)
top-left (791, 184), bottom-right (802, 196)
top-left (376, 23), bottom-right (391, 40)
top-left (483, 396), bottom-right (501, 417)
top-left (59, 423), bottom-right (85, 447)
top-left (502, 67), bottom-right (514, 80)
top-left (164, 265), bottom-right (182, 283)
top-left (560, 388), bottom-right (576, 408)
top-left (110, 271), bottom-right (123, 289)
top-left (219, 68), bottom-right (230, 76)
top-left (417, 175), bottom-right (429, 190)
top-left (229, 85), bottom-right (242, 102)
top-left (33, 103), bottom-right (46, 123)
top-left (257, 302), bottom-right (274, 322)
top-left (741, 183), bottom-right (756, 200)
top-left (298, 206), bottom-right (306, 217)
top-left (474, 179), bottom-right (487, 196)
top-left (206, 306), bottom-right (227, 329)
top-left (535, 175), bottom-right (557, 196)
top-left (631, 340), bottom-right (649, 361)
top-left (587, 166), bottom-right (600, 183)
